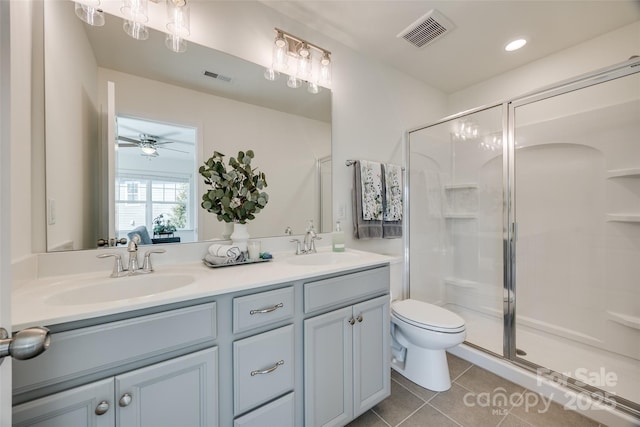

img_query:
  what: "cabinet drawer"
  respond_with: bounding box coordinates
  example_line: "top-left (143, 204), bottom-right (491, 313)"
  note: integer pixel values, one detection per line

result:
top-left (233, 287), bottom-right (294, 334)
top-left (13, 302), bottom-right (217, 395)
top-left (233, 392), bottom-right (294, 427)
top-left (233, 325), bottom-right (294, 415)
top-left (304, 266), bottom-right (389, 314)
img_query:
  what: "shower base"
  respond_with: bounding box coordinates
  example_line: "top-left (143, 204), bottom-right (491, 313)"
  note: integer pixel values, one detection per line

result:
top-left (445, 304), bottom-right (640, 408)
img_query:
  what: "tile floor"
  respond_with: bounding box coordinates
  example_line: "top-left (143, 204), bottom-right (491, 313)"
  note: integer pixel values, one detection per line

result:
top-left (347, 353), bottom-right (608, 427)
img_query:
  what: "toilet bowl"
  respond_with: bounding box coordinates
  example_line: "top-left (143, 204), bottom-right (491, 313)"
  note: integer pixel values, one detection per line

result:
top-left (390, 299), bottom-right (466, 392)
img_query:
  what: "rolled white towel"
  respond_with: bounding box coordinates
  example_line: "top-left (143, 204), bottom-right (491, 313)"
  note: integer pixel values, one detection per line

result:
top-left (208, 244), bottom-right (242, 259)
top-left (204, 253), bottom-right (235, 265)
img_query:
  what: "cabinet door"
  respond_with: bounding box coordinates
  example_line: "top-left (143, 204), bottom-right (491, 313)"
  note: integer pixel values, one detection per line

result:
top-left (304, 306), bottom-right (353, 427)
top-left (353, 295), bottom-right (390, 417)
top-left (116, 347), bottom-right (218, 427)
top-left (12, 378), bottom-right (114, 427)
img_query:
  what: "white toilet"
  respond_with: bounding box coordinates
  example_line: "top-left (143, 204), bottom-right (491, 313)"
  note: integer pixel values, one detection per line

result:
top-left (390, 299), bottom-right (466, 392)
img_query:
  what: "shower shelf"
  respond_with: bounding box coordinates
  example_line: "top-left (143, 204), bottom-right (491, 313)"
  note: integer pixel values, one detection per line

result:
top-left (606, 311), bottom-right (640, 331)
top-left (443, 277), bottom-right (481, 289)
top-left (443, 213), bottom-right (477, 219)
top-left (605, 214), bottom-right (640, 223)
top-left (606, 168), bottom-right (640, 178)
top-left (443, 184), bottom-right (479, 190)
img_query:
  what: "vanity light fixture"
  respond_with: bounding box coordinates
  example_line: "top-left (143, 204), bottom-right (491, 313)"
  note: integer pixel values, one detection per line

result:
top-left (121, 0), bottom-right (149, 40)
top-left (73, 0), bottom-right (192, 53)
top-left (165, 0), bottom-right (191, 53)
top-left (264, 28), bottom-right (332, 94)
top-left (74, 0), bottom-right (105, 27)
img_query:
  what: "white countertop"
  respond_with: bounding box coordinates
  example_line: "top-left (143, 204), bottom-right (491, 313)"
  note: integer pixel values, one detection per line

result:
top-left (13, 248), bottom-right (393, 330)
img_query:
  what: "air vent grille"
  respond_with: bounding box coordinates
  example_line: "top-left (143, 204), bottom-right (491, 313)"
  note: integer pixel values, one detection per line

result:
top-left (204, 70), bottom-right (232, 83)
top-left (397, 9), bottom-right (454, 48)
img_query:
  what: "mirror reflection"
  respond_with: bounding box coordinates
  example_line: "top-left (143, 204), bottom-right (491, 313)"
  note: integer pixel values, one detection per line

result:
top-left (44, 0), bottom-right (332, 252)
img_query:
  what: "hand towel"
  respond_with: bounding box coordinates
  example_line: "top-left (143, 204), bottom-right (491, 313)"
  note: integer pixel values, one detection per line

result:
top-left (353, 160), bottom-right (383, 239)
top-left (359, 160), bottom-right (384, 220)
top-left (382, 163), bottom-right (403, 238)
top-left (208, 243), bottom-right (242, 260)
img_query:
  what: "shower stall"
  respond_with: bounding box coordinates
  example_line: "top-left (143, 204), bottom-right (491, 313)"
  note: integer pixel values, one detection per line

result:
top-left (405, 58), bottom-right (640, 420)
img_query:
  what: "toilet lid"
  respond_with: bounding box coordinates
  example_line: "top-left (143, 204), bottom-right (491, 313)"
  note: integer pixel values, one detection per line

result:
top-left (392, 299), bottom-right (465, 331)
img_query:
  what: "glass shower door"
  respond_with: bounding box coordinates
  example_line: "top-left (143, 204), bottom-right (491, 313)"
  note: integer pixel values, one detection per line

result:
top-left (408, 105), bottom-right (505, 355)
top-left (512, 71), bottom-right (640, 407)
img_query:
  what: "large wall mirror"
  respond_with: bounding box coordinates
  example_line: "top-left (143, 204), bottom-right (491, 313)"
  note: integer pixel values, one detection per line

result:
top-left (44, 1), bottom-right (332, 252)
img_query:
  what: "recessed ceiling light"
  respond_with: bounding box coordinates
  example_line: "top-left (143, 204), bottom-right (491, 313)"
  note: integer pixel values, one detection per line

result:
top-left (505, 38), bottom-right (527, 52)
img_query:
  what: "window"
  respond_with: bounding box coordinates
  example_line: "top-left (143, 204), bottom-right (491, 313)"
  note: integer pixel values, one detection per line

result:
top-left (116, 175), bottom-right (191, 235)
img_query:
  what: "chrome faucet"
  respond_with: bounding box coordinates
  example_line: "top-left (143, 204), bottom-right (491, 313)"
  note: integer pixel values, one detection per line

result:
top-left (127, 235), bottom-right (141, 275)
top-left (302, 220), bottom-right (321, 254)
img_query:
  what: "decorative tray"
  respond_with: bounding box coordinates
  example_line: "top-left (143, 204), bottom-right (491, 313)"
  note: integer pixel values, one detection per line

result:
top-left (202, 257), bottom-right (272, 268)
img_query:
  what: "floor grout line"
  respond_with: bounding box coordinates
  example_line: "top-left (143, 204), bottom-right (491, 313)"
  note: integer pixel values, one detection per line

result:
top-left (390, 376), bottom-right (434, 404)
top-left (425, 401), bottom-right (465, 427)
top-left (369, 408), bottom-right (393, 427)
top-left (392, 401), bottom-right (428, 427)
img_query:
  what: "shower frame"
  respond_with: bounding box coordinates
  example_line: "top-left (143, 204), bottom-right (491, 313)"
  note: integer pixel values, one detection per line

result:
top-left (403, 57), bottom-right (640, 420)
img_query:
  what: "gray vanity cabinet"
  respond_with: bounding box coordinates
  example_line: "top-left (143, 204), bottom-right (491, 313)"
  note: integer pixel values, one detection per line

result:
top-left (12, 347), bottom-right (218, 427)
top-left (13, 379), bottom-right (114, 427)
top-left (304, 294), bottom-right (390, 427)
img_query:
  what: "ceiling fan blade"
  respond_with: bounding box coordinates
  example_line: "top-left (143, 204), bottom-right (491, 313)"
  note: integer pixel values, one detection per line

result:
top-left (118, 143), bottom-right (138, 148)
top-left (117, 135), bottom-right (141, 144)
top-left (160, 146), bottom-right (190, 154)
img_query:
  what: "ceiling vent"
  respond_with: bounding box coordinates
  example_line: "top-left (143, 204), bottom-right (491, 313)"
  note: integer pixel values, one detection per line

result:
top-left (397, 9), bottom-right (455, 48)
top-left (204, 70), bottom-right (233, 83)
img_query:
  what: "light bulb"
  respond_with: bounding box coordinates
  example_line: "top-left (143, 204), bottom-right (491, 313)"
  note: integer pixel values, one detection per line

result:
top-left (272, 32), bottom-right (289, 71)
top-left (319, 52), bottom-right (332, 86)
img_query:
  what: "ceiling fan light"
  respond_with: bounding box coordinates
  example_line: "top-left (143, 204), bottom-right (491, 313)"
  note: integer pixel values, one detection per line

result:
top-left (141, 145), bottom-right (157, 155)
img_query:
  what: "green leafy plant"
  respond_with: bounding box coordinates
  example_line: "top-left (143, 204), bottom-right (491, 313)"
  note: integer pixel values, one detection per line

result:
top-left (152, 214), bottom-right (177, 235)
top-left (199, 150), bottom-right (269, 223)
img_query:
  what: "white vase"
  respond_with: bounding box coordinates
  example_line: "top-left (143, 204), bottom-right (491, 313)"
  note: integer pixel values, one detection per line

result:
top-left (231, 222), bottom-right (249, 254)
top-left (222, 222), bottom-right (234, 240)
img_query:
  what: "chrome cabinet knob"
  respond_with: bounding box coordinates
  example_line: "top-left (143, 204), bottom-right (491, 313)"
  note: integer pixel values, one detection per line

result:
top-left (119, 393), bottom-right (133, 407)
top-left (95, 400), bottom-right (110, 415)
top-left (348, 317), bottom-right (356, 325)
top-left (357, 314), bottom-right (363, 323)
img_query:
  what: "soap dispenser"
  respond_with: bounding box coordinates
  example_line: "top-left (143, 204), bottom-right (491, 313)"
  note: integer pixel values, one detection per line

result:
top-left (332, 221), bottom-right (345, 252)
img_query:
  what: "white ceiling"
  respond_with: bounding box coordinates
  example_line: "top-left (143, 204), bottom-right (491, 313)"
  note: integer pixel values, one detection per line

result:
top-left (262, 0), bottom-right (640, 93)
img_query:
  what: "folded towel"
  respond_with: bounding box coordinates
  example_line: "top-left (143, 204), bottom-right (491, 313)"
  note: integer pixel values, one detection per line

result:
top-left (382, 163), bottom-right (403, 239)
top-left (353, 160), bottom-right (383, 239)
top-left (127, 226), bottom-right (151, 245)
top-left (204, 253), bottom-right (246, 265)
top-left (208, 243), bottom-right (242, 259)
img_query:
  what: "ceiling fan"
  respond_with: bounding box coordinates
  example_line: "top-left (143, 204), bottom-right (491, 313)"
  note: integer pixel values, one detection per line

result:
top-left (116, 133), bottom-right (189, 157)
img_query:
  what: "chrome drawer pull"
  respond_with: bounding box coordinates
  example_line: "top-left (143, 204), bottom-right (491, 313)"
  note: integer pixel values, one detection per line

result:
top-left (250, 303), bottom-right (283, 315)
top-left (250, 359), bottom-right (284, 376)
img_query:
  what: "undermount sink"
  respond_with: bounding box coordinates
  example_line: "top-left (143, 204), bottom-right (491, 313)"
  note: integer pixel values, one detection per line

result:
top-left (45, 274), bottom-right (195, 306)
top-left (285, 251), bottom-right (359, 266)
